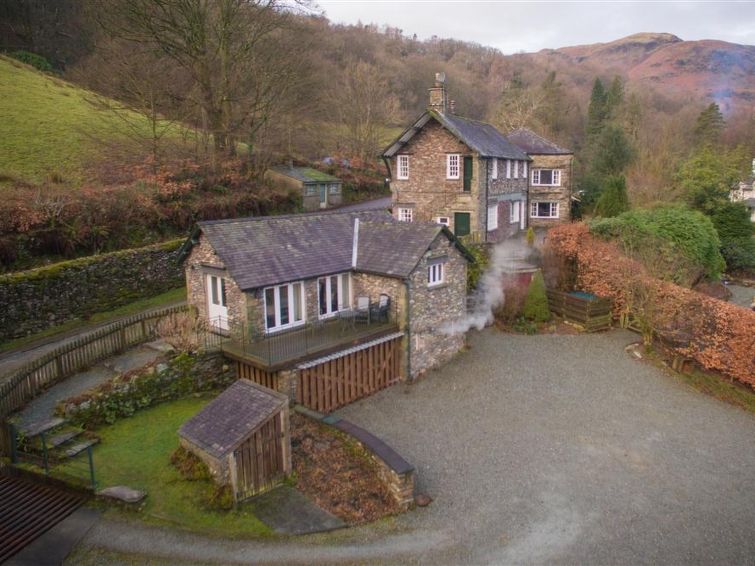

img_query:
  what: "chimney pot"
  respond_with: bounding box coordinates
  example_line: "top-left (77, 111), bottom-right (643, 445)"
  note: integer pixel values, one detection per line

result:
top-left (449, 100), bottom-right (456, 114)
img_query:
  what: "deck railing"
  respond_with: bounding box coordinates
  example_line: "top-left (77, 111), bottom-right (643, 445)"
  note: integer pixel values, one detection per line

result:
top-left (212, 300), bottom-right (399, 368)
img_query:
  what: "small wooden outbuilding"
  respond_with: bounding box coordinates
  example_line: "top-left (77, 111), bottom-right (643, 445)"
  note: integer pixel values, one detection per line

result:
top-left (265, 165), bottom-right (343, 211)
top-left (179, 379), bottom-right (291, 501)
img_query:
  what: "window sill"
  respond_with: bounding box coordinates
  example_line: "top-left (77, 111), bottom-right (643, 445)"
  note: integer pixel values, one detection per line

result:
top-left (427, 282), bottom-right (448, 290)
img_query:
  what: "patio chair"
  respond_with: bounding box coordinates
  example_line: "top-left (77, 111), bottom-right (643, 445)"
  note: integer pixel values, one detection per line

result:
top-left (371, 293), bottom-right (390, 323)
top-left (354, 296), bottom-right (371, 324)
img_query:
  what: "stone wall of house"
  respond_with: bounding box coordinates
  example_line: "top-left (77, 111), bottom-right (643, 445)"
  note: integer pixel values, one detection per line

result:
top-left (407, 233), bottom-right (467, 377)
top-left (389, 120), bottom-right (481, 237)
top-left (184, 235), bottom-right (249, 332)
top-left (528, 154), bottom-right (573, 227)
top-left (180, 437), bottom-right (232, 485)
top-left (0, 239), bottom-right (184, 342)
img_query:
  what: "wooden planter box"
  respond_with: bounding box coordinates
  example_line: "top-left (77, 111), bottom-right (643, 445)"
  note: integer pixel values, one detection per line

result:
top-left (546, 290), bottom-right (612, 332)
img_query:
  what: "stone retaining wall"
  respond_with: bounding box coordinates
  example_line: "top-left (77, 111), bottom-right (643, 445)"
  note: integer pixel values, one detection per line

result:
top-left (0, 240), bottom-right (184, 342)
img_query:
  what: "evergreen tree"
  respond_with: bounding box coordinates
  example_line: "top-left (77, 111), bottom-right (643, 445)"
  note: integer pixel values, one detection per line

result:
top-left (710, 201), bottom-right (755, 271)
top-left (594, 175), bottom-right (630, 217)
top-left (522, 270), bottom-right (551, 323)
top-left (677, 145), bottom-right (744, 213)
top-left (586, 78), bottom-right (608, 140)
top-left (592, 124), bottom-right (634, 176)
top-left (693, 103), bottom-right (725, 148)
top-left (606, 75), bottom-right (625, 119)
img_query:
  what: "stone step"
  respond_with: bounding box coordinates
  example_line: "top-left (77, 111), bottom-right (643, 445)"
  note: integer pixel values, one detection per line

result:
top-left (64, 438), bottom-right (100, 458)
top-left (48, 429), bottom-right (83, 448)
top-left (18, 417), bottom-right (67, 438)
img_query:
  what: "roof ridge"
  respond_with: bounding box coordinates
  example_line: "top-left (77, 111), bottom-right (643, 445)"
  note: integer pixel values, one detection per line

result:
top-left (199, 208), bottom-right (386, 226)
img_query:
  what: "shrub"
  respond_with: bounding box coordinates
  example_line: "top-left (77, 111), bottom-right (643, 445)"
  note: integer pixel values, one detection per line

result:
top-left (709, 201), bottom-right (755, 272)
top-left (594, 175), bottom-right (629, 218)
top-left (526, 227), bottom-right (535, 247)
top-left (494, 284), bottom-right (527, 324)
top-left (10, 50), bottom-right (53, 72)
top-left (589, 204), bottom-right (725, 284)
top-left (208, 484), bottom-right (235, 511)
top-left (522, 271), bottom-right (551, 322)
top-left (466, 243), bottom-right (489, 292)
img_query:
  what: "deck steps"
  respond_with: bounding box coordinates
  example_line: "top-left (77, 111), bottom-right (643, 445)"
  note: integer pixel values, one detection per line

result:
top-left (64, 438), bottom-right (99, 458)
top-left (48, 429), bottom-right (83, 448)
top-left (18, 417), bottom-right (67, 438)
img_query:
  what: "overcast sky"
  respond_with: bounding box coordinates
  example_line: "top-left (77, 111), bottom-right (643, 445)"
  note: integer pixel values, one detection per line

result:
top-left (316, 1), bottom-right (755, 54)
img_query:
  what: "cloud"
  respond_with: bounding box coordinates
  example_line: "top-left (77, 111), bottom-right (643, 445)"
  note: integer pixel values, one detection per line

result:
top-left (317, 1), bottom-right (755, 52)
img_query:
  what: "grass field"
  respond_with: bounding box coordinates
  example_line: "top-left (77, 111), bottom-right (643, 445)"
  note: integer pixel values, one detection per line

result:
top-left (0, 56), bottom-right (181, 185)
top-left (67, 396), bottom-right (271, 537)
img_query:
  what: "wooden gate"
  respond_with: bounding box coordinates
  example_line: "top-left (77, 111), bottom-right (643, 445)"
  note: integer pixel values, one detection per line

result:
top-left (232, 414), bottom-right (285, 501)
top-left (297, 336), bottom-right (402, 413)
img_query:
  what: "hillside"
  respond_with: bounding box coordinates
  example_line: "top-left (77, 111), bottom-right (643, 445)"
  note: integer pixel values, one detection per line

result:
top-left (0, 55), bottom-right (180, 185)
top-left (534, 33), bottom-right (755, 113)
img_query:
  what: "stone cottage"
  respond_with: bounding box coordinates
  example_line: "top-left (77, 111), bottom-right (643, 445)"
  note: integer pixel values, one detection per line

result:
top-left (507, 128), bottom-right (574, 226)
top-left (265, 165), bottom-right (343, 211)
top-left (382, 73), bottom-right (531, 243)
top-left (179, 209), bottom-right (472, 409)
top-left (730, 158), bottom-right (755, 222)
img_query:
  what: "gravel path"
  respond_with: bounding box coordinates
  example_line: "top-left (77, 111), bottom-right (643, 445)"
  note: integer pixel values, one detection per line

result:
top-left (74, 328), bottom-right (755, 564)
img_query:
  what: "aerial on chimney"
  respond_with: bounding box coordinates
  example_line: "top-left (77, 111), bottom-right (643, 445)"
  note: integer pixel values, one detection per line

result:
top-left (428, 72), bottom-right (448, 114)
top-left (449, 100), bottom-right (456, 114)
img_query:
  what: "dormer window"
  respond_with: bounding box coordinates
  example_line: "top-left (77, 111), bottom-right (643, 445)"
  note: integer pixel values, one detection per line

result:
top-left (397, 155), bottom-right (409, 179)
top-left (447, 154), bottom-right (460, 179)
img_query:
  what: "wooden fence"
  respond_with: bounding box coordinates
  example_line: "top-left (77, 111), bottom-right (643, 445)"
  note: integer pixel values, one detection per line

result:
top-left (546, 289), bottom-right (612, 332)
top-left (0, 304), bottom-right (188, 424)
top-left (296, 336), bottom-right (402, 413)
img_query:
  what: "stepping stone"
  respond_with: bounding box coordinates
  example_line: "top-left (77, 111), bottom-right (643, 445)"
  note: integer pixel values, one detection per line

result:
top-left (48, 429), bottom-right (82, 448)
top-left (97, 485), bottom-right (147, 504)
top-left (247, 485), bottom-right (345, 535)
top-left (64, 438), bottom-right (99, 458)
top-left (19, 417), bottom-right (66, 438)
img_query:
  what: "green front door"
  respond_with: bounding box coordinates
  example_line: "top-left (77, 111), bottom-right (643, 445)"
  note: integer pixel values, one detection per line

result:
top-left (454, 212), bottom-right (471, 237)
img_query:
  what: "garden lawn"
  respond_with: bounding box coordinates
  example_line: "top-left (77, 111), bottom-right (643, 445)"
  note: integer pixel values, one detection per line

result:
top-left (84, 396), bottom-right (271, 537)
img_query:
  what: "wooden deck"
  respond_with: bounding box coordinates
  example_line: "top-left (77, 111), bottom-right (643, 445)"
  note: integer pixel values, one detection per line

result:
top-left (220, 318), bottom-right (399, 370)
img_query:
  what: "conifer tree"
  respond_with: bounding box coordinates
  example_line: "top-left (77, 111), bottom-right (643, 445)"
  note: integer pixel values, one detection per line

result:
top-left (693, 103), bottom-right (725, 148)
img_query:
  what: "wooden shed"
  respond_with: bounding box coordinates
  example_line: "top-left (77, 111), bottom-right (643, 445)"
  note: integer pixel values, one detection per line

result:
top-left (265, 165), bottom-right (343, 211)
top-left (179, 379), bottom-right (291, 501)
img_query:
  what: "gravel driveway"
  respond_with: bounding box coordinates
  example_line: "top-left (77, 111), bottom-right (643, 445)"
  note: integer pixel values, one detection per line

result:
top-left (75, 328), bottom-right (755, 564)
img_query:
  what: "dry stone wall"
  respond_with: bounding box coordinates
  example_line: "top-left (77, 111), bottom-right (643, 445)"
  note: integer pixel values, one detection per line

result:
top-left (0, 240), bottom-right (184, 342)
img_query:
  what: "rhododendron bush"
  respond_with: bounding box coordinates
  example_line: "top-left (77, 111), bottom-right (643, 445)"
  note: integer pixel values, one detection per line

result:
top-left (547, 223), bottom-right (755, 387)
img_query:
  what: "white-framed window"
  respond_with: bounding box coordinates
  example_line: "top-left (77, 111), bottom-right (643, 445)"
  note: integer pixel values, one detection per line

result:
top-left (305, 185), bottom-right (317, 196)
top-left (506, 159), bottom-right (511, 179)
top-left (436, 216), bottom-right (450, 227)
top-left (522, 161), bottom-right (528, 179)
top-left (510, 200), bottom-right (521, 223)
top-left (427, 261), bottom-right (445, 287)
top-left (532, 169), bottom-right (561, 186)
top-left (318, 273), bottom-right (351, 318)
top-left (530, 201), bottom-right (559, 218)
top-left (447, 154), bottom-right (460, 179)
top-left (397, 155), bottom-right (409, 180)
top-left (264, 281), bottom-right (305, 332)
top-left (487, 204), bottom-right (498, 231)
top-left (492, 158), bottom-right (498, 180)
top-left (513, 160), bottom-right (519, 179)
top-left (398, 207), bottom-right (413, 222)
top-left (328, 183), bottom-right (340, 194)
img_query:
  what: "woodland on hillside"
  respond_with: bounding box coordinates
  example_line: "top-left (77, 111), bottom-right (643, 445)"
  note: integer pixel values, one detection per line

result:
top-left (1, 0), bottom-right (753, 273)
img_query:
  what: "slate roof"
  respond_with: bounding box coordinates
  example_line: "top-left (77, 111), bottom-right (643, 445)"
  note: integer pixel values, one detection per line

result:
top-left (506, 128), bottom-right (572, 155)
top-left (187, 209), bottom-right (471, 290)
top-left (269, 166), bottom-right (340, 184)
top-left (179, 380), bottom-right (287, 459)
top-left (383, 110), bottom-right (530, 160)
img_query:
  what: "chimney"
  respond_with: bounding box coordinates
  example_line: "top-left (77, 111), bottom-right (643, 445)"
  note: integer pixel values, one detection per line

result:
top-left (752, 157), bottom-right (755, 175)
top-left (428, 72), bottom-right (447, 114)
top-left (449, 100), bottom-right (456, 114)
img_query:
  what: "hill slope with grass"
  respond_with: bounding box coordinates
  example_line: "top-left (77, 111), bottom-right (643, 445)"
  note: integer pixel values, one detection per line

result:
top-left (0, 55), bottom-right (169, 185)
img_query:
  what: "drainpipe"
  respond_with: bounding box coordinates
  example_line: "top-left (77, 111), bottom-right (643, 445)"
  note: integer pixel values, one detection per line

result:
top-left (351, 218), bottom-right (359, 268)
top-left (485, 157), bottom-right (489, 243)
top-left (405, 278), bottom-right (412, 381)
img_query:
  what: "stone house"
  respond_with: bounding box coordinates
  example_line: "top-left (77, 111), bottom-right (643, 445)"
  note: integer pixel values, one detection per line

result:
top-left (265, 165), bottom-right (343, 211)
top-left (730, 158), bottom-right (755, 222)
top-left (382, 73), bottom-right (531, 243)
top-left (179, 209), bottom-right (473, 406)
top-left (507, 128), bottom-right (574, 227)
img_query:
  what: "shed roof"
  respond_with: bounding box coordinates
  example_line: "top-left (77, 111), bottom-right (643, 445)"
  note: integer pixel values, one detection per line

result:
top-left (178, 380), bottom-right (287, 459)
top-left (383, 110), bottom-right (530, 160)
top-left (269, 166), bottom-right (340, 183)
top-left (506, 128), bottom-right (572, 155)
top-left (183, 209), bottom-right (472, 290)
